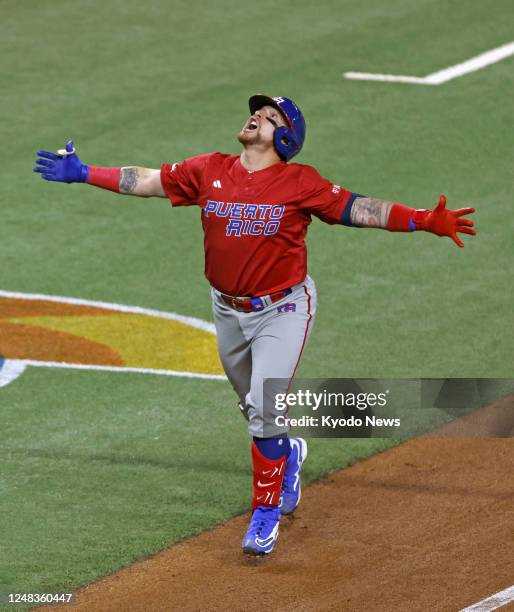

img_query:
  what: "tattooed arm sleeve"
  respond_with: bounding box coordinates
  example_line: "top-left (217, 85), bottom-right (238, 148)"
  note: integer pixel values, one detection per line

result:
top-left (343, 196), bottom-right (393, 228)
top-left (340, 194), bottom-right (418, 232)
top-left (119, 166), bottom-right (165, 197)
top-left (86, 166), bottom-right (165, 197)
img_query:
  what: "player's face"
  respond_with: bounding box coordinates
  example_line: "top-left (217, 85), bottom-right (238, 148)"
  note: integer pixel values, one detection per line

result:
top-left (238, 105), bottom-right (288, 150)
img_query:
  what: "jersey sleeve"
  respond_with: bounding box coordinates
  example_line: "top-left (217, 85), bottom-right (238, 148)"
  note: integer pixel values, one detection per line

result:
top-left (160, 153), bottom-right (214, 207)
top-left (297, 166), bottom-right (353, 224)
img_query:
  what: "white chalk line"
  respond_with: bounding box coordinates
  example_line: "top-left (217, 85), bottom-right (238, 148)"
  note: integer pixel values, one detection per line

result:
top-left (7, 359), bottom-right (227, 381)
top-left (459, 584), bottom-right (514, 611)
top-left (0, 359), bottom-right (27, 388)
top-left (344, 41), bottom-right (514, 85)
top-left (0, 289), bottom-right (216, 334)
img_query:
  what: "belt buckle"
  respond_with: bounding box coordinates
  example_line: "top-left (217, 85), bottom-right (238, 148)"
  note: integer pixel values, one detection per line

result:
top-left (231, 296), bottom-right (248, 311)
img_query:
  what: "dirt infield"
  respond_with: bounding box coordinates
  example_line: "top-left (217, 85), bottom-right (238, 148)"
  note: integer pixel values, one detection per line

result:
top-left (40, 396), bottom-right (514, 612)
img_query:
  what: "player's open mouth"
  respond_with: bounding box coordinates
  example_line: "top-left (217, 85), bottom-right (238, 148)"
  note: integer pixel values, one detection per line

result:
top-left (244, 119), bottom-right (258, 132)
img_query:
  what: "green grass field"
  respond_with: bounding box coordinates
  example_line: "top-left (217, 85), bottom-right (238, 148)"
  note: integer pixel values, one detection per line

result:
top-left (1, 0), bottom-right (513, 606)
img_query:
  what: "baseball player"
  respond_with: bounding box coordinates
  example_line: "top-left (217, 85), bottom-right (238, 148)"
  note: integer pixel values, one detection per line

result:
top-left (33, 95), bottom-right (476, 556)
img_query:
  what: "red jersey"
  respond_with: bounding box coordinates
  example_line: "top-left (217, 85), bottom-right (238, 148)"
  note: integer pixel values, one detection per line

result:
top-left (160, 152), bottom-right (353, 296)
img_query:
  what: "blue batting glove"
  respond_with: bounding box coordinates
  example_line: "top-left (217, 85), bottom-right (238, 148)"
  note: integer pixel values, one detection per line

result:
top-left (33, 140), bottom-right (89, 183)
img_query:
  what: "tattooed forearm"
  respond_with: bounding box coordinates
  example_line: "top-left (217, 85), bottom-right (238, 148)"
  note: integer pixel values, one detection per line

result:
top-left (119, 167), bottom-right (139, 193)
top-left (350, 197), bottom-right (393, 228)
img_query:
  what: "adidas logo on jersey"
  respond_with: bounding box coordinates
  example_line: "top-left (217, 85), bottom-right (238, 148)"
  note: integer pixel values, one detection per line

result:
top-left (212, 180), bottom-right (222, 188)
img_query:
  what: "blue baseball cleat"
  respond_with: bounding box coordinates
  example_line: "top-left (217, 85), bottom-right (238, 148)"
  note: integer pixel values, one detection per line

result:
top-left (242, 506), bottom-right (281, 555)
top-left (279, 437), bottom-right (308, 515)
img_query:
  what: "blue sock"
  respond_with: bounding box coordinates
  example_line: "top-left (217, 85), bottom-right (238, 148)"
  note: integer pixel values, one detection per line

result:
top-left (253, 436), bottom-right (291, 460)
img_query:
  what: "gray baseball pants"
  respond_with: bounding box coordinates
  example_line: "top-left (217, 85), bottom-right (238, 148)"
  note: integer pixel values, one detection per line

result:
top-left (211, 276), bottom-right (317, 437)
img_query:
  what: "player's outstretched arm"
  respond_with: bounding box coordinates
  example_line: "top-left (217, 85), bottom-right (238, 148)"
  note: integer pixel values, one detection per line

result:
top-left (33, 140), bottom-right (166, 198)
top-left (343, 194), bottom-right (476, 248)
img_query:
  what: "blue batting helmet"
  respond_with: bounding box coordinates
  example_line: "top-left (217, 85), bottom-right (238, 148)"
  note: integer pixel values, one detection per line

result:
top-left (248, 95), bottom-right (306, 162)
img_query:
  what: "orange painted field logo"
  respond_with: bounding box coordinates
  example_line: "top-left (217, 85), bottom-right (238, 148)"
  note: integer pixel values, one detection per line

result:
top-left (0, 290), bottom-right (225, 388)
